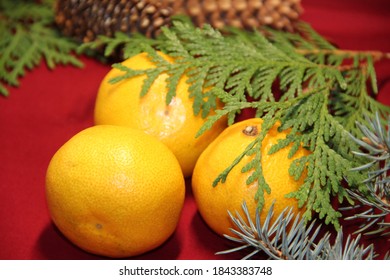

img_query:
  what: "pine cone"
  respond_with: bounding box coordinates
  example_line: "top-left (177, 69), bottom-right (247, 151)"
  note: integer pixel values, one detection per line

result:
top-left (55, 0), bottom-right (302, 43)
top-left (173, 0), bottom-right (302, 31)
top-left (55, 0), bottom-right (174, 42)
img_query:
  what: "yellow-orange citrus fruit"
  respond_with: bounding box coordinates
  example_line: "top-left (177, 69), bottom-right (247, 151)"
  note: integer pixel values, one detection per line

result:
top-left (192, 118), bottom-right (310, 236)
top-left (45, 125), bottom-right (185, 258)
top-left (94, 52), bottom-right (227, 177)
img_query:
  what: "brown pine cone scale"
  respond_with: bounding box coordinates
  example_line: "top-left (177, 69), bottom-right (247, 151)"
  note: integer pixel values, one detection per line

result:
top-left (55, 0), bottom-right (302, 43)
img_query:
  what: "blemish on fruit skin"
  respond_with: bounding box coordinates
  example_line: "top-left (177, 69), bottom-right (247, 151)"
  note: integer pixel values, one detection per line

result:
top-left (243, 125), bottom-right (258, 136)
top-left (95, 223), bottom-right (103, 230)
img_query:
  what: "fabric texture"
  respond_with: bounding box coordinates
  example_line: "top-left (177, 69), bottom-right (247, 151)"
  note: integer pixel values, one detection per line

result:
top-left (0, 0), bottom-right (389, 260)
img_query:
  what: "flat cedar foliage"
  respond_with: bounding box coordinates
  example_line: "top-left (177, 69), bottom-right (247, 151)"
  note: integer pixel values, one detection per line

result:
top-left (84, 19), bottom-right (390, 230)
top-left (0, 0), bottom-right (82, 96)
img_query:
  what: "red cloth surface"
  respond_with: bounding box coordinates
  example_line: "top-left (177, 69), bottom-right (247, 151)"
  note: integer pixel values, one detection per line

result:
top-left (1, 0), bottom-right (389, 260)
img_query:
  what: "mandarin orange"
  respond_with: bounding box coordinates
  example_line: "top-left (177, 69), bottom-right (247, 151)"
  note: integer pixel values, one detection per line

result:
top-left (192, 118), bottom-right (310, 236)
top-left (94, 52), bottom-right (227, 177)
top-left (45, 125), bottom-right (185, 258)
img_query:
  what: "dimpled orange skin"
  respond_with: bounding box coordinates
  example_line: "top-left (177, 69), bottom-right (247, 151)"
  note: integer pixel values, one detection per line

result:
top-left (94, 52), bottom-right (227, 178)
top-left (45, 125), bottom-right (185, 258)
top-left (191, 118), bottom-right (311, 236)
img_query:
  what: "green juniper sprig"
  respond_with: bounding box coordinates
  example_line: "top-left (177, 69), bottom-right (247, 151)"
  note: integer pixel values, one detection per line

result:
top-left (204, 86), bottom-right (364, 229)
top-left (0, 0), bottom-right (82, 97)
top-left (77, 31), bottom-right (158, 63)
top-left (217, 201), bottom-right (377, 260)
top-left (80, 19), bottom-right (390, 229)
top-left (265, 22), bottom-right (390, 137)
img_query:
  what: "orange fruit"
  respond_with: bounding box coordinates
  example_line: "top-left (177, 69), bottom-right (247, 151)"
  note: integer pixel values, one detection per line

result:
top-left (94, 52), bottom-right (227, 177)
top-left (45, 125), bottom-right (185, 258)
top-left (191, 118), bottom-right (310, 236)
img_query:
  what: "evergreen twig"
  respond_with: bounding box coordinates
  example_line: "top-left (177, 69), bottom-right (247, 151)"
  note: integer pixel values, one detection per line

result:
top-left (82, 19), bottom-right (390, 229)
top-left (0, 0), bottom-right (82, 97)
top-left (217, 201), bottom-right (377, 260)
top-left (1, 2), bottom-right (388, 257)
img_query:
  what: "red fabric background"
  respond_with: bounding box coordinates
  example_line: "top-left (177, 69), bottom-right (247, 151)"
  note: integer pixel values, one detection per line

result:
top-left (0, 0), bottom-right (389, 260)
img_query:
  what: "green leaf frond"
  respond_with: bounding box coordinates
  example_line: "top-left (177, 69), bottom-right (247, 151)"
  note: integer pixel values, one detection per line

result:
top-left (79, 18), bottom-right (389, 229)
top-left (330, 68), bottom-right (390, 136)
top-left (217, 201), bottom-right (377, 260)
top-left (277, 90), bottom-right (362, 228)
top-left (97, 20), bottom-right (356, 117)
top-left (1, 0), bottom-right (55, 23)
top-left (212, 115), bottom-right (279, 211)
top-left (206, 88), bottom-right (366, 228)
top-left (82, 19), bottom-right (389, 122)
top-left (77, 31), bottom-right (157, 60)
top-left (266, 24), bottom-right (390, 134)
top-left (0, 0), bottom-right (82, 96)
top-left (281, 21), bottom-right (337, 51)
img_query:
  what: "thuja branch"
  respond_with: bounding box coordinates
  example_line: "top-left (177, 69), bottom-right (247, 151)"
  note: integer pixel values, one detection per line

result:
top-left (295, 49), bottom-right (390, 62)
top-left (101, 20), bottom-right (388, 228)
top-left (0, 0), bottom-right (82, 97)
top-left (203, 85), bottom-right (367, 229)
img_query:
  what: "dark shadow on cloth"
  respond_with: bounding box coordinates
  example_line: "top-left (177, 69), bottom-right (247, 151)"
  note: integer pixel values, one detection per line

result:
top-left (36, 222), bottom-right (181, 260)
